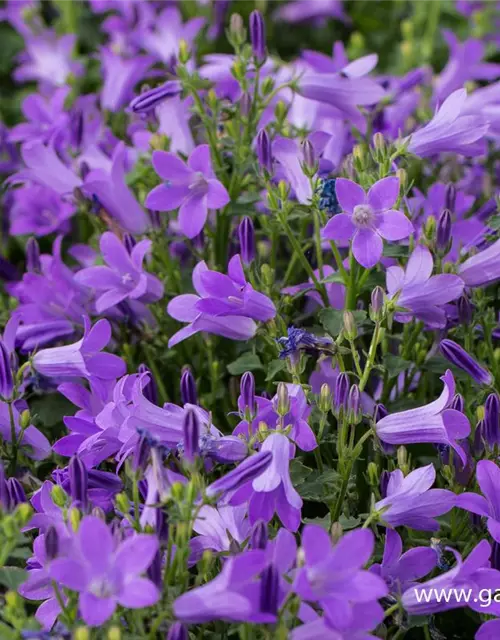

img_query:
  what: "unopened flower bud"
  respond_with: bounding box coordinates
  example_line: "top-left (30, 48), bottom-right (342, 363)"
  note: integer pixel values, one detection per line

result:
top-left (256, 129), bottom-right (272, 175)
top-left (0, 341), bottom-right (13, 399)
top-left (19, 410), bottom-right (31, 430)
top-left (437, 209), bottom-right (452, 253)
top-left (240, 371), bottom-right (256, 416)
top-left (107, 626), bottom-right (121, 640)
top-left (367, 462), bottom-right (379, 487)
top-left (178, 39), bottom-right (190, 64)
top-left (334, 373), bottom-right (350, 414)
top-left (26, 237), bottom-right (41, 273)
top-left (397, 446), bottom-right (408, 472)
top-left (238, 216), bottom-right (255, 265)
top-left (424, 215), bottom-right (436, 241)
top-left (301, 139), bottom-right (317, 176)
top-left (69, 506), bottom-right (81, 532)
top-left (228, 13), bottom-right (246, 47)
top-left (250, 520), bottom-right (268, 549)
top-left (51, 484), bottom-right (68, 508)
top-left (380, 470), bottom-right (391, 498)
top-left (396, 167), bottom-right (407, 190)
top-left (458, 295), bottom-right (472, 326)
top-left (347, 385), bottom-right (361, 423)
top-left (180, 366), bottom-right (197, 406)
top-left (138, 364), bottom-right (159, 406)
top-left (183, 409), bottom-right (200, 464)
top-left (485, 393), bottom-right (500, 447)
top-left (330, 521), bottom-right (343, 544)
top-left (45, 525), bottom-right (59, 561)
top-left (445, 183), bottom-right (456, 212)
top-left (343, 311), bottom-right (357, 340)
top-left (249, 10), bottom-right (266, 63)
top-left (239, 92), bottom-right (251, 117)
top-left (319, 382), bottom-right (332, 414)
top-left (69, 455), bottom-right (88, 511)
top-left (370, 286), bottom-right (384, 322)
top-left (167, 622), bottom-right (188, 640)
top-left (116, 492), bottom-right (131, 515)
top-left (73, 627), bottom-right (90, 640)
top-left (275, 382), bottom-right (290, 416)
top-left (373, 132), bottom-right (385, 152)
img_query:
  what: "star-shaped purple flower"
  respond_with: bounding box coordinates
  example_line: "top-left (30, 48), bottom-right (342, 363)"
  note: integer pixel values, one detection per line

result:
top-left (145, 145), bottom-right (230, 239)
top-left (322, 176), bottom-right (413, 268)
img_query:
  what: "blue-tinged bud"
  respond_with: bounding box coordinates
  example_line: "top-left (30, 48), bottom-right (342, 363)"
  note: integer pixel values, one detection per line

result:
top-left (0, 341), bottom-right (13, 400)
top-left (240, 371), bottom-right (256, 416)
top-left (445, 183), bottom-right (456, 212)
top-left (138, 364), bottom-right (159, 406)
top-left (436, 209), bottom-right (452, 253)
top-left (238, 216), bottom-right (255, 265)
top-left (0, 463), bottom-right (9, 510)
top-left (301, 139), bottom-right (317, 176)
top-left (250, 520), bottom-right (268, 549)
top-left (183, 409), bottom-right (200, 463)
top-left (69, 455), bottom-right (88, 511)
top-left (44, 525), bottom-right (59, 561)
top-left (129, 81), bottom-right (182, 114)
top-left (380, 470), bottom-right (390, 498)
top-left (26, 237), bottom-right (41, 273)
top-left (249, 10), bottom-right (266, 63)
top-left (7, 478), bottom-right (26, 507)
top-left (485, 393), bottom-right (500, 447)
top-left (440, 339), bottom-right (492, 386)
top-left (334, 373), bottom-right (350, 414)
top-left (256, 129), bottom-right (273, 175)
top-left (457, 295), bottom-right (473, 326)
top-left (180, 367), bottom-right (197, 406)
top-left (370, 286), bottom-right (384, 322)
top-left (166, 622), bottom-right (188, 640)
top-left (147, 549), bottom-right (162, 589)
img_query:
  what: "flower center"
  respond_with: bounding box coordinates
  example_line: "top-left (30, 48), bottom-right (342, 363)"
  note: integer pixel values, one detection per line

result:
top-left (189, 172), bottom-right (209, 195)
top-left (352, 204), bottom-right (374, 228)
top-left (122, 273), bottom-right (133, 285)
top-left (89, 577), bottom-right (114, 599)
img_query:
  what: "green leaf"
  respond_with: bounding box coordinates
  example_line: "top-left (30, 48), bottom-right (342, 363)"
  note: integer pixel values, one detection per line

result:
top-left (383, 245), bottom-right (409, 258)
top-left (0, 567), bottom-right (27, 590)
top-left (289, 459), bottom-right (313, 486)
top-left (298, 469), bottom-right (341, 502)
top-left (319, 308), bottom-right (367, 337)
top-left (303, 515), bottom-right (331, 530)
top-left (339, 515), bottom-right (361, 530)
top-left (0, 623), bottom-right (17, 640)
top-left (383, 354), bottom-right (413, 379)
top-left (265, 359), bottom-right (287, 381)
top-left (321, 272), bottom-right (345, 285)
top-left (227, 353), bottom-right (263, 376)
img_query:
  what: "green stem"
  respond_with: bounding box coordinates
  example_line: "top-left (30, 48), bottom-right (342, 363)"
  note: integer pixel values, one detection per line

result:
top-left (345, 250), bottom-right (357, 310)
top-left (331, 460), bottom-right (353, 523)
top-left (359, 322), bottom-right (382, 392)
top-left (329, 241), bottom-right (348, 283)
top-left (313, 208), bottom-right (324, 280)
top-left (8, 402), bottom-right (17, 476)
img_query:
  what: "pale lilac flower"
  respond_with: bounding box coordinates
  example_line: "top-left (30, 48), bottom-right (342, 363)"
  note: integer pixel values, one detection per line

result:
top-left (0, 401), bottom-right (50, 460)
top-left (190, 505), bottom-right (250, 562)
top-left (406, 89), bottom-right (489, 157)
top-left (33, 318), bottom-right (126, 382)
top-left (9, 88), bottom-right (70, 145)
top-left (386, 244), bottom-right (464, 327)
top-left (434, 31), bottom-right (500, 103)
top-left (376, 370), bottom-right (471, 466)
top-left (145, 145), bottom-right (229, 238)
top-left (49, 516), bottom-right (159, 626)
top-left (83, 142), bottom-right (150, 234)
top-left (282, 265), bottom-right (345, 310)
top-left (14, 33), bottom-right (82, 87)
top-left (440, 339), bottom-right (492, 386)
top-left (322, 176), bottom-right (413, 268)
top-left (8, 184), bottom-right (75, 237)
top-left (167, 255), bottom-right (275, 347)
top-left (274, 0), bottom-right (349, 23)
top-left (370, 529), bottom-right (437, 594)
top-left (75, 232), bottom-right (163, 313)
top-left (99, 48), bottom-right (153, 112)
top-left (459, 238), bottom-right (500, 287)
top-left (374, 464), bottom-right (455, 530)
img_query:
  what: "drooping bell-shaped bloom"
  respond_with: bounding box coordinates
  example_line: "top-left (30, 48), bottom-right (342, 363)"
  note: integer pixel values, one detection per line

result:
top-left (456, 460), bottom-right (500, 542)
top-left (322, 176), bottom-right (413, 268)
top-left (406, 89), bottom-right (489, 157)
top-left (458, 238), bottom-right (500, 288)
top-left (376, 370), bottom-right (471, 466)
top-left (83, 142), bottom-right (150, 234)
top-left (145, 145), bottom-right (230, 239)
top-left (370, 529), bottom-right (437, 594)
top-left (402, 540), bottom-right (500, 616)
top-left (33, 318), bottom-right (126, 382)
top-left (440, 339), bottom-right (492, 386)
top-left (49, 516), bottom-right (159, 626)
top-left (386, 244), bottom-right (464, 327)
top-left (374, 464), bottom-right (455, 530)
top-left (99, 48), bottom-right (153, 112)
top-left (230, 433), bottom-right (303, 531)
top-left (129, 80), bottom-right (182, 113)
top-left (167, 255), bottom-right (276, 347)
top-left (206, 451), bottom-right (272, 500)
top-left (75, 232), bottom-right (163, 313)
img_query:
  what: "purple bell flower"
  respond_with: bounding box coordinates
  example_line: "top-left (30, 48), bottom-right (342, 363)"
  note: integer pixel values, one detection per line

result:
top-left (183, 408), bottom-right (200, 463)
top-left (180, 367), bottom-right (197, 406)
top-left (238, 216), bottom-right (255, 265)
top-left (440, 339), bottom-right (492, 386)
top-left (249, 10), bottom-right (266, 62)
top-left (0, 340), bottom-right (13, 399)
top-left (129, 80), bottom-right (182, 113)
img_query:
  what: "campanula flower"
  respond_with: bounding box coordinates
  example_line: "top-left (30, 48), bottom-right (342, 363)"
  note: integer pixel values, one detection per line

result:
top-left (49, 516), bottom-right (159, 626)
top-left (440, 339), bottom-right (492, 386)
top-left (458, 237), bottom-right (500, 288)
top-left (145, 144), bottom-right (230, 239)
top-left (374, 464), bottom-right (456, 530)
top-left (322, 176), bottom-right (413, 268)
top-left (456, 460), bottom-right (500, 542)
top-left (75, 232), bottom-right (163, 313)
top-left (376, 370), bottom-right (471, 466)
top-left (167, 255), bottom-right (275, 347)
